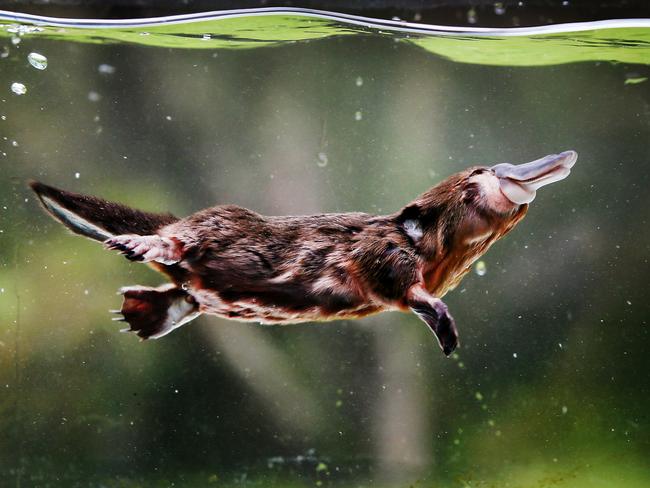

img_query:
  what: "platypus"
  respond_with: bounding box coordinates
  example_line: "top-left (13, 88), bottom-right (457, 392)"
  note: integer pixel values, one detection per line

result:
top-left (30, 150), bottom-right (577, 356)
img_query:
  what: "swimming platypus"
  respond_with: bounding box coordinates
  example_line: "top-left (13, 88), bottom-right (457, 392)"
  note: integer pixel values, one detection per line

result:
top-left (30, 150), bottom-right (577, 356)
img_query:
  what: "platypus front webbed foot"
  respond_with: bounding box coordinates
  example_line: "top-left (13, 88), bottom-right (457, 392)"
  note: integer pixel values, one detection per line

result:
top-left (113, 284), bottom-right (200, 340)
top-left (407, 284), bottom-right (459, 356)
top-left (104, 235), bottom-right (182, 265)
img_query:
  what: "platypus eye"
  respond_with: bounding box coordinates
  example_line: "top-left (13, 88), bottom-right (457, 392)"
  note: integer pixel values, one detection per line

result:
top-left (469, 168), bottom-right (487, 177)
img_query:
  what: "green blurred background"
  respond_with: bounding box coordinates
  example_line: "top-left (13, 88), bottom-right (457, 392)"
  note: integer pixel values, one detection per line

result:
top-left (0, 16), bottom-right (649, 487)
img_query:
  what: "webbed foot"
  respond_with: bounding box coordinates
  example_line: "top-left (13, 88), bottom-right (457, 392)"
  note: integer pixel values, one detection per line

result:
top-left (407, 284), bottom-right (459, 356)
top-left (113, 284), bottom-right (200, 340)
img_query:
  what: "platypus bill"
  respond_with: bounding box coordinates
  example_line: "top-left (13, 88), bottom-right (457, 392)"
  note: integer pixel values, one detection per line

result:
top-left (30, 150), bottom-right (577, 356)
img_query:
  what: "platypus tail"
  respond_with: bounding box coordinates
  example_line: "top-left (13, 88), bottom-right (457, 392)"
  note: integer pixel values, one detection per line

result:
top-left (29, 181), bottom-right (178, 242)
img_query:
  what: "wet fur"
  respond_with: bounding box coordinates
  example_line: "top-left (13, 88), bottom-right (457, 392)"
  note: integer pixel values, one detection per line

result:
top-left (30, 169), bottom-right (528, 355)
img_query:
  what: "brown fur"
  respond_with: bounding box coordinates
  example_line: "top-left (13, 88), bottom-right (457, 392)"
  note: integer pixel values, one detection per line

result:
top-left (30, 167), bottom-right (529, 356)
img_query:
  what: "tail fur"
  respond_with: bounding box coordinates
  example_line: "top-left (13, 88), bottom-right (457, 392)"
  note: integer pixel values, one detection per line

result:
top-left (29, 181), bottom-right (178, 242)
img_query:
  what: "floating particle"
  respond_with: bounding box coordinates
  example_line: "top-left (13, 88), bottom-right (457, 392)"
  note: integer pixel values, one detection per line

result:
top-left (561, 405), bottom-right (568, 414)
top-left (467, 8), bottom-right (478, 24)
top-left (0, 47), bottom-right (9, 59)
top-left (74, 172), bottom-right (80, 179)
top-left (11, 140), bottom-right (18, 147)
top-left (475, 391), bottom-right (483, 401)
top-left (10, 82), bottom-right (26, 95)
top-left (87, 91), bottom-right (101, 102)
top-left (512, 352), bottom-right (518, 358)
top-left (165, 115), bottom-right (172, 121)
top-left (624, 76), bottom-right (647, 85)
top-left (11, 36), bottom-right (20, 46)
top-left (98, 63), bottom-right (115, 74)
top-left (494, 2), bottom-right (506, 15)
top-left (355, 76), bottom-right (363, 87)
top-left (27, 52), bottom-right (47, 70)
top-left (354, 110), bottom-right (363, 121)
top-left (474, 260), bottom-right (487, 276)
top-left (316, 152), bottom-right (328, 168)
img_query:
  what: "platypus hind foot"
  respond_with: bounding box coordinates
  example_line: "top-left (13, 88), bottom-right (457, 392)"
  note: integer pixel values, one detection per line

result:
top-left (104, 235), bottom-right (182, 265)
top-left (113, 284), bottom-right (200, 340)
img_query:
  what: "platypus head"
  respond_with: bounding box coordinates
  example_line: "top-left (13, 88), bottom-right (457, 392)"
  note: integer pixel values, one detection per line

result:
top-left (401, 150), bottom-right (577, 295)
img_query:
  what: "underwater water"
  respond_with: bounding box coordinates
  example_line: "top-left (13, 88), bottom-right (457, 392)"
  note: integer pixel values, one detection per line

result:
top-left (0, 8), bottom-right (649, 488)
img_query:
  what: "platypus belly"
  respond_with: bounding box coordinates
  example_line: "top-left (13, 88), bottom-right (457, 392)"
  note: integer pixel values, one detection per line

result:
top-left (187, 278), bottom-right (384, 325)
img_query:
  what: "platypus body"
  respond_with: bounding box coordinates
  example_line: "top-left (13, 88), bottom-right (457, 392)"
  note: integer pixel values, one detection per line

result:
top-left (30, 150), bottom-right (577, 356)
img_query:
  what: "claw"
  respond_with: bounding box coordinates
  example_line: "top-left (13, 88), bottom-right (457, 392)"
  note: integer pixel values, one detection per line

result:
top-left (103, 235), bottom-right (182, 265)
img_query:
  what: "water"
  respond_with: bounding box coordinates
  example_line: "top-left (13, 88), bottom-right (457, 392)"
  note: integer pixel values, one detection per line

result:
top-left (0, 7), bottom-right (649, 488)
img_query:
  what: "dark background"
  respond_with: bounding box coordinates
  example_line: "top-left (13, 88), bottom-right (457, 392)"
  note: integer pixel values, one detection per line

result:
top-left (0, 0), bottom-right (649, 26)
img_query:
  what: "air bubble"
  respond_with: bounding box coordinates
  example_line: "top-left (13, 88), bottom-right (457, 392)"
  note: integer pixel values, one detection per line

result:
top-left (98, 64), bottom-right (115, 75)
top-left (354, 111), bottom-right (363, 121)
top-left (355, 76), bottom-right (363, 87)
top-left (27, 52), bottom-right (47, 70)
top-left (10, 82), bottom-right (26, 95)
top-left (316, 152), bottom-right (328, 168)
top-left (475, 260), bottom-right (487, 276)
top-left (467, 8), bottom-right (478, 24)
top-left (87, 91), bottom-right (101, 102)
